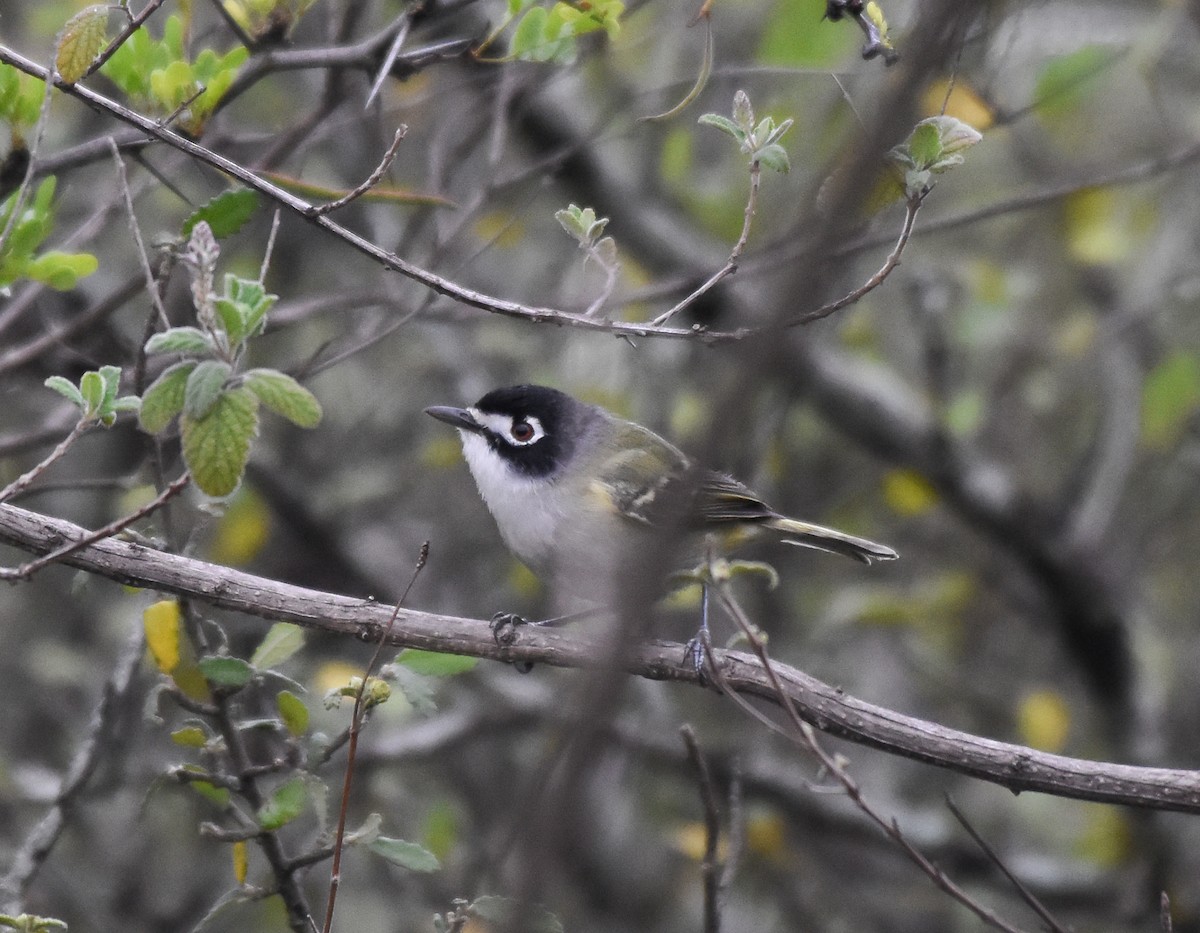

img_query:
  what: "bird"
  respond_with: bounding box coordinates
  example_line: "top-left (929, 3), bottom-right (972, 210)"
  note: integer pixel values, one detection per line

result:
top-left (426, 384), bottom-right (897, 659)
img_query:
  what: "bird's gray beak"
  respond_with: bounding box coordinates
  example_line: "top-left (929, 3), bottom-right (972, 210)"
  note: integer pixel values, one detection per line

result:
top-left (424, 405), bottom-right (482, 433)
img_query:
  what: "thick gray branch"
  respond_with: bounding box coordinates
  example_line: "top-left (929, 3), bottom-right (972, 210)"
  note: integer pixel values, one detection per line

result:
top-left (1, 502), bottom-right (1198, 813)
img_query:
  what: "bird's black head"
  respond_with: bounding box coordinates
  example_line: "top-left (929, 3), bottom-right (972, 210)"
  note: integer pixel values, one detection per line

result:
top-left (426, 384), bottom-right (589, 479)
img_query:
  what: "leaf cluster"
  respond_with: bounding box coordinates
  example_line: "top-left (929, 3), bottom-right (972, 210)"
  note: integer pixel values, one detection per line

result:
top-left (699, 90), bottom-right (793, 174)
top-left (555, 203), bottom-right (618, 271)
top-left (139, 219), bottom-right (321, 497)
top-left (888, 115), bottom-right (983, 199)
top-left (0, 64), bottom-right (44, 136)
top-left (100, 14), bottom-right (248, 135)
top-left (44, 365), bottom-right (140, 428)
top-left (484, 0), bottom-right (625, 64)
top-left (145, 607), bottom-right (457, 874)
top-left (0, 177), bottom-right (99, 292)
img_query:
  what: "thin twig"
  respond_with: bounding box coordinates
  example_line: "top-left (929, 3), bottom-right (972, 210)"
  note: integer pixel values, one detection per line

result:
top-left (681, 725), bottom-right (724, 933)
top-left (321, 541), bottom-right (430, 933)
top-left (365, 10), bottom-right (414, 109)
top-left (84, 0), bottom-right (172, 78)
top-left (0, 420), bottom-right (89, 505)
top-left (651, 160), bottom-right (760, 327)
top-left (0, 471), bottom-right (190, 580)
top-left (108, 136), bottom-right (170, 327)
top-left (307, 126), bottom-right (408, 217)
top-left (205, 0), bottom-right (258, 51)
top-left (944, 795), bottom-right (1071, 933)
top-left (260, 207), bottom-right (282, 282)
top-left (710, 580), bottom-right (1032, 933)
top-left (789, 190), bottom-right (924, 326)
top-left (0, 622), bottom-right (145, 913)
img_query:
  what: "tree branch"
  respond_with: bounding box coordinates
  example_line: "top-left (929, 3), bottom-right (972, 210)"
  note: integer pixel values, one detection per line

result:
top-left (1, 501), bottom-right (1198, 814)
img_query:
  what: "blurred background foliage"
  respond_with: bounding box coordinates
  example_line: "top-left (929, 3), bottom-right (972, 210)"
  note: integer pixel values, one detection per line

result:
top-left (2, 0), bottom-right (1200, 930)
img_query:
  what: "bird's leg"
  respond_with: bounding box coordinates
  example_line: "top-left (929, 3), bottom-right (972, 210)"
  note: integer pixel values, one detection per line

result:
top-left (683, 583), bottom-right (715, 685)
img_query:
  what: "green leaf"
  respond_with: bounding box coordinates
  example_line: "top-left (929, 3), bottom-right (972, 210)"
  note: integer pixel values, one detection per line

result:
top-left (1142, 351), bottom-right (1200, 449)
top-left (182, 189), bottom-right (259, 239)
top-left (25, 251), bottom-right (99, 290)
top-left (171, 725), bottom-right (209, 747)
top-left (257, 776), bottom-right (307, 830)
top-left (1033, 45), bottom-right (1115, 122)
top-left (98, 365), bottom-right (121, 407)
top-left (56, 5), bottom-right (110, 84)
top-left (396, 649), bottom-right (479, 677)
top-left (181, 386), bottom-right (259, 497)
top-left (368, 837), bottom-right (440, 872)
top-left (757, 0), bottom-right (855, 68)
top-left (241, 369), bottom-right (322, 428)
top-left (43, 376), bottom-right (85, 408)
top-left (184, 360), bottom-right (232, 420)
top-left (907, 121), bottom-right (941, 169)
top-left (198, 655), bottom-right (255, 688)
top-left (276, 689), bottom-right (309, 737)
top-left (213, 297), bottom-right (247, 344)
top-left (251, 622), bottom-right (306, 669)
top-left (756, 143), bottom-right (790, 174)
top-left (79, 370), bottom-right (104, 413)
top-left (927, 115), bottom-right (983, 158)
top-left (698, 113), bottom-right (743, 142)
top-left (181, 764), bottom-right (230, 807)
top-left (145, 326), bottom-right (214, 356)
top-left (511, 6), bottom-right (549, 59)
top-left (139, 361), bottom-right (196, 433)
top-left (470, 896), bottom-right (563, 933)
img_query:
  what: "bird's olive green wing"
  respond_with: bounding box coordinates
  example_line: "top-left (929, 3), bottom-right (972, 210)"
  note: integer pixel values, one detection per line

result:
top-left (589, 422), bottom-right (698, 527)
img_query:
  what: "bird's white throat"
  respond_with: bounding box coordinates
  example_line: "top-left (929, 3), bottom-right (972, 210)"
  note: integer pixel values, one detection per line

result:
top-left (458, 430), bottom-right (564, 570)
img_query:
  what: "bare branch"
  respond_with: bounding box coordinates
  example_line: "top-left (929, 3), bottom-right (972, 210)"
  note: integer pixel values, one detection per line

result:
top-left (307, 126), bottom-right (407, 217)
top-left (2, 501), bottom-right (1200, 814)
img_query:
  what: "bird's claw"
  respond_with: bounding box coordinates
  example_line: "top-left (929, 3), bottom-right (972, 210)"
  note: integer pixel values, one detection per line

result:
top-left (490, 612), bottom-right (536, 674)
top-left (489, 611), bottom-right (527, 646)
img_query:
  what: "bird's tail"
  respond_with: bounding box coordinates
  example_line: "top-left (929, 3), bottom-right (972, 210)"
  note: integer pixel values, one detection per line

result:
top-left (765, 516), bottom-right (899, 565)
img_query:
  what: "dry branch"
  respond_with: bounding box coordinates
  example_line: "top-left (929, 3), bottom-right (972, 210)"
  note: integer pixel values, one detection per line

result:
top-left (1, 500), bottom-right (1198, 813)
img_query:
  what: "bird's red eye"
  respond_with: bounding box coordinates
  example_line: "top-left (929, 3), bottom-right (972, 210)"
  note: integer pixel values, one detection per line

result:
top-left (511, 421), bottom-right (535, 442)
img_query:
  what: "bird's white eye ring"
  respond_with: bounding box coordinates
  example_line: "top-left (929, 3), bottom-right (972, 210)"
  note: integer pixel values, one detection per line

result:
top-left (511, 420), bottom-right (535, 442)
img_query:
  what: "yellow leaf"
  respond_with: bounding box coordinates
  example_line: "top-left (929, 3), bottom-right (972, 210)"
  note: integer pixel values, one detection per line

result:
top-left (144, 599), bottom-right (211, 701)
top-left (1017, 690), bottom-right (1070, 752)
top-left (56, 5), bottom-right (110, 84)
top-left (882, 469), bottom-right (939, 517)
top-left (1075, 804), bottom-right (1131, 867)
top-left (1063, 187), bottom-right (1128, 266)
top-left (232, 840), bottom-right (249, 884)
top-left (144, 600), bottom-right (182, 673)
top-left (209, 488), bottom-right (271, 566)
top-left (922, 79), bottom-right (995, 130)
top-left (473, 212), bottom-right (525, 249)
top-left (314, 660), bottom-right (362, 694)
top-left (745, 811), bottom-right (787, 861)
top-left (672, 822), bottom-right (727, 862)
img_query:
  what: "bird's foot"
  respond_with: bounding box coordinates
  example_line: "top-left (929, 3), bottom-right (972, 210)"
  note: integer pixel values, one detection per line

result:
top-left (489, 612), bottom-right (535, 673)
top-left (489, 611), bottom-right (527, 646)
top-left (683, 630), bottom-right (719, 690)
